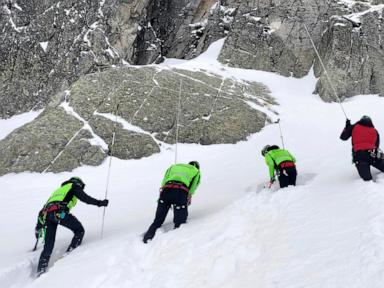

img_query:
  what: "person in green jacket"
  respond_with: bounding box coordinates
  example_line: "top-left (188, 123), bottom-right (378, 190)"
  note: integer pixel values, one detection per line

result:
top-left (34, 177), bottom-right (108, 275)
top-left (261, 145), bottom-right (297, 188)
top-left (143, 161), bottom-right (201, 243)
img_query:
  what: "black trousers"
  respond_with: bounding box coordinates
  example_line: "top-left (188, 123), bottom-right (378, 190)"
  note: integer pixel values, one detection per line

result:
top-left (143, 188), bottom-right (188, 243)
top-left (354, 151), bottom-right (384, 181)
top-left (37, 212), bottom-right (84, 273)
top-left (278, 166), bottom-right (297, 188)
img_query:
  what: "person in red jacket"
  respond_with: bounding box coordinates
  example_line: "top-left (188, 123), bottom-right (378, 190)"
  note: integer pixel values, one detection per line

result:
top-left (340, 115), bottom-right (384, 181)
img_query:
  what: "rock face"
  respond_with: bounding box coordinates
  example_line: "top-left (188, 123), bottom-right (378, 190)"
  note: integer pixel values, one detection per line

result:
top-left (0, 0), bottom-right (148, 118)
top-left (133, 0), bottom-right (233, 64)
top-left (315, 8), bottom-right (384, 101)
top-left (218, 0), bottom-right (384, 101)
top-left (0, 0), bottom-right (229, 118)
top-left (0, 66), bottom-right (271, 174)
top-left (2, 0), bottom-right (383, 118)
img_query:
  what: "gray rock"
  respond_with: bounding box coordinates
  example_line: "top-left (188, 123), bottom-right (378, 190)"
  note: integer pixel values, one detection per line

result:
top-left (315, 9), bottom-right (384, 101)
top-left (0, 65), bottom-right (272, 174)
top-left (48, 129), bottom-right (106, 173)
top-left (218, 0), bottom-right (384, 100)
top-left (69, 66), bottom-right (271, 145)
top-left (89, 115), bottom-right (160, 159)
top-left (132, 0), bottom-right (230, 64)
top-left (0, 0), bottom-right (147, 118)
top-left (0, 106), bottom-right (106, 175)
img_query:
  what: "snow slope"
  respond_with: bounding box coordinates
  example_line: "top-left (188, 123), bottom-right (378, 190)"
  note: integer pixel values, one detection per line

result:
top-left (1, 39), bottom-right (384, 288)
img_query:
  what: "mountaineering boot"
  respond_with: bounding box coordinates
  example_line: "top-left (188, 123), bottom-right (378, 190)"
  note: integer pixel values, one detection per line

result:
top-left (66, 230), bottom-right (85, 252)
top-left (143, 227), bottom-right (156, 243)
top-left (36, 256), bottom-right (49, 277)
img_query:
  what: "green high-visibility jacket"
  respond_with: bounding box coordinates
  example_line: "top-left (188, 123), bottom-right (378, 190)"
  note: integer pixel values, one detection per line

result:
top-left (45, 183), bottom-right (78, 210)
top-left (161, 163), bottom-right (201, 196)
top-left (264, 149), bottom-right (296, 180)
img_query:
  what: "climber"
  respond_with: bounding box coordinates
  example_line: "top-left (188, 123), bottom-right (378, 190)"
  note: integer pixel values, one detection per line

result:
top-left (143, 161), bottom-right (201, 243)
top-left (34, 177), bottom-right (109, 276)
top-left (340, 115), bottom-right (384, 181)
top-left (261, 145), bottom-right (297, 188)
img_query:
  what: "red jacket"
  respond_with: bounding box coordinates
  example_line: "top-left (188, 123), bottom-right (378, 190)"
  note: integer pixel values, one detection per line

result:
top-left (351, 124), bottom-right (378, 151)
top-left (341, 120), bottom-right (379, 152)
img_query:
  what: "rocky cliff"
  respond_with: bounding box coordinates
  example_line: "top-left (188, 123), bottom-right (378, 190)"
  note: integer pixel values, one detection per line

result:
top-left (2, 0), bottom-right (383, 117)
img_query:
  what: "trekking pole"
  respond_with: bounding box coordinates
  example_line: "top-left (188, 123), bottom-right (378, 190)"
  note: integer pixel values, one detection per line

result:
top-left (32, 238), bottom-right (39, 252)
top-left (276, 118), bottom-right (285, 149)
top-left (174, 80), bottom-right (182, 164)
top-left (100, 103), bottom-right (119, 239)
top-left (302, 23), bottom-right (348, 119)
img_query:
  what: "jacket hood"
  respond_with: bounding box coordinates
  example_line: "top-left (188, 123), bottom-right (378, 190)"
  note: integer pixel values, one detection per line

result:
top-left (357, 118), bottom-right (374, 128)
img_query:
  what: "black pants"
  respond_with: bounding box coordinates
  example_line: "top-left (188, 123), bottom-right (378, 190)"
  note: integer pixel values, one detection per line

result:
top-left (143, 188), bottom-right (188, 243)
top-left (355, 157), bottom-right (384, 181)
top-left (278, 166), bottom-right (297, 188)
top-left (37, 212), bottom-right (84, 273)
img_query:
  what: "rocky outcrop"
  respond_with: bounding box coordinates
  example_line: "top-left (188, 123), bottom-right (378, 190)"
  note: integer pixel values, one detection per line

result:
top-left (315, 6), bottom-right (384, 101)
top-left (0, 66), bottom-right (272, 174)
top-left (218, 0), bottom-right (384, 101)
top-left (0, 0), bottom-right (149, 118)
top-left (133, 0), bottom-right (233, 64)
top-left (0, 106), bottom-right (105, 175)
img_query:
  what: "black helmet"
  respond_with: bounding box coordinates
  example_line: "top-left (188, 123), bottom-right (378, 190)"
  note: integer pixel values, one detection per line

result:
top-left (189, 161), bottom-right (200, 169)
top-left (261, 145), bottom-right (270, 156)
top-left (262, 145), bottom-right (280, 156)
top-left (360, 115), bottom-right (373, 127)
top-left (69, 176), bottom-right (85, 189)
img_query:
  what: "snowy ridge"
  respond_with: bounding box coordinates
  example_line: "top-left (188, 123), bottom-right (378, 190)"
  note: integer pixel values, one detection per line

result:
top-left (1, 39), bottom-right (384, 287)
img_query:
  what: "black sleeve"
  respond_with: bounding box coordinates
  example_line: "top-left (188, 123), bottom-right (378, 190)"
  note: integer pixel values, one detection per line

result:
top-left (340, 123), bottom-right (353, 141)
top-left (72, 184), bottom-right (100, 206)
top-left (377, 130), bottom-right (380, 148)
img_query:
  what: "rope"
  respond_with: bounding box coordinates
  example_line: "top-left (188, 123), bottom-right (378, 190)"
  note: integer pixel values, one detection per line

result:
top-left (302, 23), bottom-right (348, 119)
top-left (100, 103), bottom-right (119, 239)
top-left (174, 80), bottom-right (182, 163)
top-left (43, 129), bottom-right (84, 173)
top-left (42, 70), bottom-right (122, 173)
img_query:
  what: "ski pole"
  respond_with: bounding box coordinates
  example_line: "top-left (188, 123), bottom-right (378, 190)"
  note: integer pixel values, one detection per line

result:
top-left (100, 103), bottom-right (120, 239)
top-left (32, 238), bottom-right (38, 252)
top-left (276, 118), bottom-right (285, 149)
top-left (175, 80), bottom-right (182, 163)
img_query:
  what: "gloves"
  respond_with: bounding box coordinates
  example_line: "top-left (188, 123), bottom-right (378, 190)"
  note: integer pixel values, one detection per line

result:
top-left (267, 177), bottom-right (275, 189)
top-left (346, 119), bottom-right (351, 126)
top-left (187, 196), bottom-right (192, 206)
top-left (97, 199), bottom-right (109, 207)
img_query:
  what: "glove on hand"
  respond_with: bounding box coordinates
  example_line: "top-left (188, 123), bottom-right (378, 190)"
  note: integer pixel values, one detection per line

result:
top-left (346, 119), bottom-right (351, 126)
top-left (98, 199), bottom-right (109, 207)
top-left (187, 196), bottom-right (192, 206)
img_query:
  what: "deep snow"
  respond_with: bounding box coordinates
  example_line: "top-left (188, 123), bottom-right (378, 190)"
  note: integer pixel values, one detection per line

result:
top-left (1, 39), bottom-right (384, 288)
